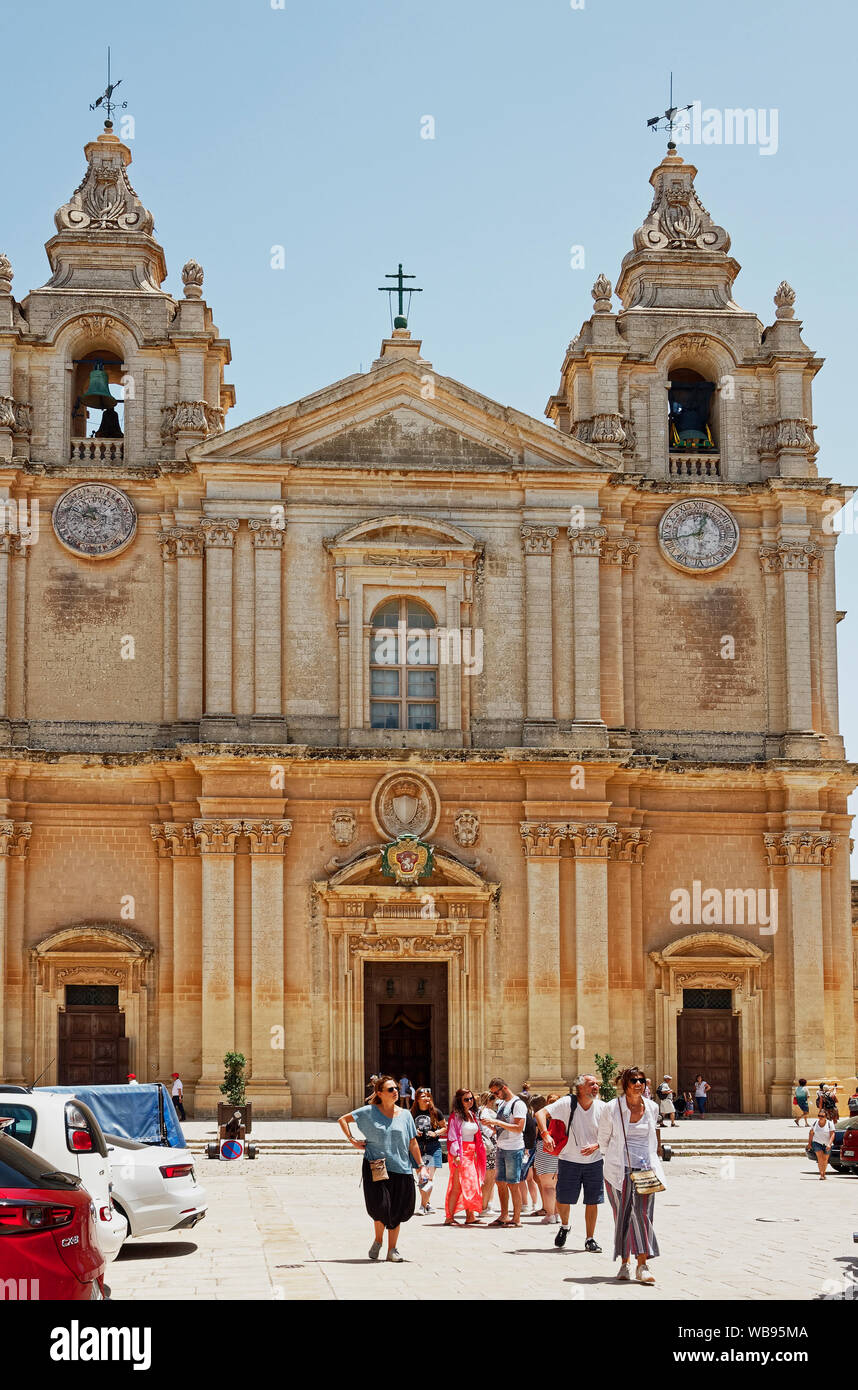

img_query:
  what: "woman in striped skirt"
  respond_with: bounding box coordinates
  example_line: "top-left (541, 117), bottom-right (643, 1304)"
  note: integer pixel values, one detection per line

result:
top-left (597, 1066), bottom-right (665, 1285)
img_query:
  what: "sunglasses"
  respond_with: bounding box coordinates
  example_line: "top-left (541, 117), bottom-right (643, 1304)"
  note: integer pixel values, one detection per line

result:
top-left (630, 1078), bottom-right (646, 1086)
top-left (462, 1096), bottom-right (474, 1103)
top-left (382, 1086), bottom-right (398, 1093)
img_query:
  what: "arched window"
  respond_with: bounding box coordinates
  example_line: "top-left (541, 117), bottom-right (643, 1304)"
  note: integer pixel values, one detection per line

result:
top-left (71, 350), bottom-right (125, 441)
top-left (668, 368), bottom-right (716, 452)
top-left (370, 598), bottom-right (438, 731)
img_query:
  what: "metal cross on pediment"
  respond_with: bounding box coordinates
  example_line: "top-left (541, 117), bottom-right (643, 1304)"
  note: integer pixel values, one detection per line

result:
top-left (646, 72), bottom-right (693, 149)
top-left (89, 47), bottom-right (127, 126)
top-left (378, 262), bottom-right (423, 330)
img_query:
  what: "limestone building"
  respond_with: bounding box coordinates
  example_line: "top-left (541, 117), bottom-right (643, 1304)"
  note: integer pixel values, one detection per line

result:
top-left (0, 123), bottom-right (854, 1116)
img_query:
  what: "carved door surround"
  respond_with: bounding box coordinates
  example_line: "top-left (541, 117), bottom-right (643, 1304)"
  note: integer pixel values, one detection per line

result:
top-left (315, 845), bottom-right (498, 1116)
top-left (30, 923), bottom-right (154, 1086)
top-left (324, 515), bottom-right (483, 748)
top-left (649, 932), bottom-right (770, 1114)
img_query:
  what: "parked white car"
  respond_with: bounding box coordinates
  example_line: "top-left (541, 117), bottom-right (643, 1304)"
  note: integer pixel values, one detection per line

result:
top-left (0, 1089), bottom-right (127, 1260)
top-left (105, 1132), bottom-right (206, 1239)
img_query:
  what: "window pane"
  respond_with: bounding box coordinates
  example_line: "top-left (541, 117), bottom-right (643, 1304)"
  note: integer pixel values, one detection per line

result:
top-left (371, 629), bottom-right (399, 665)
top-left (407, 669), bottom-right (436, 698)
top-left (370, 702), bottom-right (400, 729)
top-left (373, 600), bottom-right (400, 629)
top-left (407, 703), bottom-right (437, 731)
top-left (407, 602), bottom-right (435, 630)
top-left (405, 628), bottom-right (434, 665)
top-left (371, 669), bottom-right (399, 696)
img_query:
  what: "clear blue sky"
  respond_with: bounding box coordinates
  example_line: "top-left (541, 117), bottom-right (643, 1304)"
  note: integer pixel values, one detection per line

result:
top-left (2, 0), bottom-right (856, 853)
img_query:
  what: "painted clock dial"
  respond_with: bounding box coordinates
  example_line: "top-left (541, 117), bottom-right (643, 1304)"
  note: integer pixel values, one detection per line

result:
top-left (52, 483), bottom-right (137, 559)
top-left (657, 498), bottom-right (739, 574)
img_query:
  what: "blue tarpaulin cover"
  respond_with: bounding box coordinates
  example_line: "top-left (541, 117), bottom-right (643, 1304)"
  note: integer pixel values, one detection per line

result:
top-left (37, 1083), bottom-right (186, 1148)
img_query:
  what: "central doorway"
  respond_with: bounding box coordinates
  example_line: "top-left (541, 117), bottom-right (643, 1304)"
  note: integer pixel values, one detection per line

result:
top-left (58, 985), bottom-right (129, 1086)
top-left (364, 963), bottom-right (448, 1111)
top-left (676, 988), bottom-right (740, 1112)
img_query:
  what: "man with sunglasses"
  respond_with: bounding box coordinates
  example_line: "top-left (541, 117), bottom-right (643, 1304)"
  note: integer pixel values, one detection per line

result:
top-left (537, 1075), bottom-right (604, 1252)
top-left (483, 1078), bottom-right (527, 1226)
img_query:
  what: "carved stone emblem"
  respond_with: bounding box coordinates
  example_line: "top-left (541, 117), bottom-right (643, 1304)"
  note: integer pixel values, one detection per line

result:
top-left (371, 771), bottom-right (440, 841)
top-left (330, 809), bottom-right (357, 846)
top-left (453, 810), bottom-right (480, 847)
top-left (52, 484), bottom-right (137, 559)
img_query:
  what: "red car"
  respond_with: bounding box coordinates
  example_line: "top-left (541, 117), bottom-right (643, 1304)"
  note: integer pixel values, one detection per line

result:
top-left (0, 1129), bottom-right (105, 1300)
top-left (840, 1125), bottom-right (858, 1175)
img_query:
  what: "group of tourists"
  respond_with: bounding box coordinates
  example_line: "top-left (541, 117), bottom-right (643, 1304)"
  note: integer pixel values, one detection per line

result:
top-left (338, 1067), bottom-right (666, 1283)
top-left (794, 1076), bottom-right (848, 1179)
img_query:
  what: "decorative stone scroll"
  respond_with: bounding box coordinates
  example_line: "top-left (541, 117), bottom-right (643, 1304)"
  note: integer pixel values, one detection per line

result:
top-left (348, 933), bottom-right (464, 959)
top-left (568, 525), bottom-right (607, 557)
top-left (192, 820), bottom-right (243, 854)
top-left (453, 810), bottom-right (480, 847)
top-left (151, 822), bottom-right (198, 857)
top-left (0, 820), bottom-right (31, 858)
top-left (763, 830), bottom-right (837, 867)
top-left (600, 537), bottom-right (639, 569)
top-left (249, 520), bottom-right (285, 549)
top-left (520, 524), bottom-right (558, 555)
top-left (161, 401), bottom-right (225, 441)
top-left (567, 823), bottom-right (619, 858)
top-left (55, 134), bottom-right (154, 235)
top-left (609, 828), bottom-right (651, 862)
top-left (330, 810), bottom-right (357, 846)
top-left (200, 518), bottom-right (239, 548)
top-left (519, 822), bottom-right (566, 857)
top-left (759, 541), bottom-right (821, 575)
top-left (242, 819), bottom-right (292, 854)
top-left (632, 155), bottom-right (730, 253)
top-left (591, 414), bottom-right (626, 445)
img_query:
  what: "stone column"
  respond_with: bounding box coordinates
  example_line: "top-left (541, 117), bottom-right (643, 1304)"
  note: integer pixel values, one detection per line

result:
top-left (7, 534), bottom-right (28, 726)
top-left (0, 821), bottom-right (30, 1082)
top-left (520, 526), bottom-right (557, 740)
top-left (201, 520), bottom-right (239, 731)
top-left (816, 537), bottom-right (841, 746)
top-left (599, 538), bottom-right (638, 728)
top-left (250, 521), bottom-right (286, 739)
top-left (764, 829), bottom-right (833, 1107)
top-left (570, 527), bottom-right (607, 742)
top-left (244, 818), bottom-right (293, 1115)
top-left (158, 531), bottom-right (178, 727)
top-left (0, 534), bottom-right (12, 724)
top-left (761, 541), bottom-right (821, 756)
top-left (161, 823), bottom-right (200, 1109)
top-left (150, 825), bottom-right (175, 1080)
top-left (520, 822), bottom-right (566, 1089)
top-left (175, 530), bottom-right (205, 727)
top-left (193, 819), bottom-right (241, 1113)
top-left (607, 829), bottom-right (650, 1064)
top-left (569, 822), bottom-right (618, 1063)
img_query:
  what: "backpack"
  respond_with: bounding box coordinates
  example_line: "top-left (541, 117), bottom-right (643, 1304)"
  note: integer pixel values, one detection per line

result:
top-left (564, 1090), bottom-right (579, 1138)
top-left (522, 1107), bottom-right (537, 1150)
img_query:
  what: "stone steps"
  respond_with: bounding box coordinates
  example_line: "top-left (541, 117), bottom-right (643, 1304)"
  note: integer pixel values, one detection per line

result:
top-left (187, 1136), bottom-right (809, 1159)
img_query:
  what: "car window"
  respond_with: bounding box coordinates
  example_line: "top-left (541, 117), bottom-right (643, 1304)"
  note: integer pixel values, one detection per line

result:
top-left (0, 1104), bottom-right (37, 1148)
top-left (0, 1134), bottom-right (80, 1189)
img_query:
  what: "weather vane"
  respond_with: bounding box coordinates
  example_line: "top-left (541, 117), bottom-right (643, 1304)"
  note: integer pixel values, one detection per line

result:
top-left (89, 47), bottom-right (127, 126)
top-left (646, 72), bottom-right (692, 149)
top-left (378, 263), bottom-right (422, 330)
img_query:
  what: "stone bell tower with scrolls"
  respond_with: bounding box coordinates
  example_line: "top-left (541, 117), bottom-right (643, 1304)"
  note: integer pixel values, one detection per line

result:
top-left (546, 145), bottom-right (821, 486)
top-left (0, 119), bottom-right (234, 469)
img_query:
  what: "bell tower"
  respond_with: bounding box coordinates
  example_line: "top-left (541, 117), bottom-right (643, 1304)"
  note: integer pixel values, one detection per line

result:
top-left (0, 119), bottom-right (234, 468)
top-left (546, 146), bottom-right (822, 485)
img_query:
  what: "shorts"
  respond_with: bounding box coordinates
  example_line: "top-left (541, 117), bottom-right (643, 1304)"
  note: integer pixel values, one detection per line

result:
top-left (795, 1099), bottom-right (809, 1114)
top-left (495, 1147), bottom-right (524, 1184)
top-left (556, 1158), bottom-right (605, 1206)
top-left (658, 1100), bottom-right (674, 1116)
top-left (419, 1145), bottom-right (443, 1169)
top-left (533, 1145), bottom-right (558, 1176)
top-left (811, 1140), bottom-right (830, 1154)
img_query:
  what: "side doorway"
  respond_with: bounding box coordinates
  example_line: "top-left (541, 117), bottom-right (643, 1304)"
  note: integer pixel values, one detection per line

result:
top-left (364, 963), bottom-right (449, 1112)
top-left (676, 989), bottom-right (740, 1112)
top-left (58, 985), bottom-right (129, 1085)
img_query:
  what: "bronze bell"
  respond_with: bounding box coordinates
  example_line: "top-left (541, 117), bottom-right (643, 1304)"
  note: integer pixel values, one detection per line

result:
top-left (80, 361), bottom-right (118, 411)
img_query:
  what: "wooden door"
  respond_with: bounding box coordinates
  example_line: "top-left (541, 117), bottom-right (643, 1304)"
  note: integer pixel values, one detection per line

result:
top-left (677, 1008), bottom-right (740, 1112)
top-left (58, 1006), bottom-right (128, 1086)
top-left (364, 963), bottom-right (449, 1110)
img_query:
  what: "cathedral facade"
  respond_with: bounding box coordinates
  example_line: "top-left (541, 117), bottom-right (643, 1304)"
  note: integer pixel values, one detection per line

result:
top-left (0, 124), bottom-right (854, 1116)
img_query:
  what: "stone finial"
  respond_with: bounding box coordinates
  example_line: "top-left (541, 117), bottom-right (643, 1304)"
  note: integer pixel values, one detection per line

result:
top-left (631, 152), bottom-right (729, 254)
top-left (54, 127), bottom-right (154, 236)
top-left (591, 273), bottom-right (613, 313)
top-left (774, 280), bottom-right (796, 319)
top-left (182, 259), bottom-right (204, 299)
top-left (0, 253), bottom-right (12, 294)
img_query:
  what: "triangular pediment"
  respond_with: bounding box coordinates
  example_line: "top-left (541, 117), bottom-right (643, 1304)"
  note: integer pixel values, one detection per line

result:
top-left (192, 352), bottom-right (614, 473)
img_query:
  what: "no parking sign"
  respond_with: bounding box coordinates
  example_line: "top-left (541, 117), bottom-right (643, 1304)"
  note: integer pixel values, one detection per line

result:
top-left (220, 1138), bottom-right (244, 1161)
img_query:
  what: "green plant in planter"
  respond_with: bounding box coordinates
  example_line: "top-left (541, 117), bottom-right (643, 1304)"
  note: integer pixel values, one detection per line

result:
top-left (220, 1051), bottom-right (247, 1107)
top-left (593, 1052), bottom-right (618, 1102)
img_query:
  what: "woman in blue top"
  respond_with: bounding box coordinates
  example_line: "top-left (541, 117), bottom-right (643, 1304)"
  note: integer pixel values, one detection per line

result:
top-left (792, 1077), bottom-right (810, 1126)
top-left (339, 1075), bottom-right (430, 1263)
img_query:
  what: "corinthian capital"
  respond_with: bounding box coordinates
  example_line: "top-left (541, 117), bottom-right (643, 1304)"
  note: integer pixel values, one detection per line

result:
top-left (0, 820), bottom-right (31, 858)
top-left (600, 537), bottom-right (639, 569)
top-left (569, 525), bottom-right (607, 558)
top-left (763, 830), bottom-right (836, 867)
top-left (200, 518), bottom-right (239, 549)
top-left (567, 822), bottom-right (618, 858)
top-left (609, 828), bottom-right (651, 863)
top-left (193, 819), bottom-right (242, 854)
top-left (151, 822), bottom-right (198, 857)
top-left (520, 525), bottom-right (558, 556)
top-left (242, 818), bottom-right (292, 853)
top-left (249, 520), bottom-right (285, 550)
top-left (520, 822), bottom-right (566, 857)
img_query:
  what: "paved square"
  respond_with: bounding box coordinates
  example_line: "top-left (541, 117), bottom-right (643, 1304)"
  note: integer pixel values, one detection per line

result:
top-left (107, 1149), bottom-right (858, 1302)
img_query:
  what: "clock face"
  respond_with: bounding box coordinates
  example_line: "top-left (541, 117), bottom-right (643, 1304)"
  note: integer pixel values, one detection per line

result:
top-left (658, 498), bottom-right (739, 574)
top-left (52, 484), bottom-right (137, 559)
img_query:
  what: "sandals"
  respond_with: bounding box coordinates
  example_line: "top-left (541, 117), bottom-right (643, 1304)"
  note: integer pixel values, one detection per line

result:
top-left (488, 1217), bottom-right (512, 1227)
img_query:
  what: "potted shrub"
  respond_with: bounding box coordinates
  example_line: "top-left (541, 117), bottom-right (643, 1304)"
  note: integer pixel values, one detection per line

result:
top-left (217, 1050), bottom-right (252, 1136)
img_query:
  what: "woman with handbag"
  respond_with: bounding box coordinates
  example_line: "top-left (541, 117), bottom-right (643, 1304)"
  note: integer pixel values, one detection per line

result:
top-left (339, 1075), bottom-right (431, 1262)
top-left (597, 1066), bottom-right (665, 1286)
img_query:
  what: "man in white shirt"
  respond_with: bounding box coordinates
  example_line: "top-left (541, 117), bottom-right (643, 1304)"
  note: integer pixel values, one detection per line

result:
top-left (485, 1077), bottom-right (527, 1226)
top-left (537, 1075), bottom-right (605, 1252)
top-left (171, 1072), bottom-right (185, 1122)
